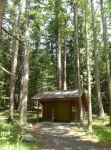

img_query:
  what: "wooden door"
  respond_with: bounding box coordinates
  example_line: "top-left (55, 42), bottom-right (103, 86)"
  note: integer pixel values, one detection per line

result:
top-left (54, 103), bottom-right (70, 122)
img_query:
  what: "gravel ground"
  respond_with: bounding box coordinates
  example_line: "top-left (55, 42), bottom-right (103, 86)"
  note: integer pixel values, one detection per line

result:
top-left (25, 122), bottom-right (111, 150)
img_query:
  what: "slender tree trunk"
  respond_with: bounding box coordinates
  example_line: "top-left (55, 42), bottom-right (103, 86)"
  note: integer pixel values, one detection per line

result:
top-left (18, 66), bottom-right (23, 111)
top-left (73, 2), bottom-right (78, 89)
top-left (63, 36), bottom-right (67, 90)
top-left (85, 0), bottom-right (92, 133)
top-left (57, 25), bottom-right (62, 90)
top-left (77, 44), bottom-right (83, 125)
top-left (73, 2), bottom-right (83, 124)
top-left (91, 0), bottom-right (105, 118)
top-left (56, 0), bottom-right (62, 90)
top-left (9, 1), bottom-right (21, 120)
top-left (0, 0), bottom-right (7, 37)
top-left (20, 0), bottom-right (30, 125)
top-left (100, 0), bottom-right (111, 125)
top-left (63, 20), bottom-right (67, 90)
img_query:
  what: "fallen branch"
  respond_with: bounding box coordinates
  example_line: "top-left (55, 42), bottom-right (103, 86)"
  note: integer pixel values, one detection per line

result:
top-left (0, 66), bottom-right (16, 76)
top-left (1, 27), bottom-right (24, 42)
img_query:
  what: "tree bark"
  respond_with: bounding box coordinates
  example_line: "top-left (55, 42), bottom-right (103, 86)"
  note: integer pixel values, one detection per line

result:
top-left (20, 0), bottom-right (30, 125)
top-left (56, 0), bottom-right (62, 90)
top-left (57, 25), bottom-right (62, 90)
top-left (100, 0), bottom-right (111, 125)
top-left (0, 0), bottom-right (7, 37)
top-left (9, 1), bottom-right (21, 120)
top-left (73, 1), bottom-right (83, 124)
top-left (63, 20), bottom-right (67, 90)
top-left (91, 0), bottom-right (105, 118)
top-left (85, 0), bottom-right (92, 133)
top-left (63, 36), bottom-right (67, 90)
top-left (73, 2), bottom-right (78, 89)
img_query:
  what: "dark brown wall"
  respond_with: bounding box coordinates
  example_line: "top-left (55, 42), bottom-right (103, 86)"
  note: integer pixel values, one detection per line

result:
top-left (70, 101), bottom-right (80, 122)
top-left (40, 99), bottom-right (85, 122)
top-left (42, 102), bottom-right (52, 121)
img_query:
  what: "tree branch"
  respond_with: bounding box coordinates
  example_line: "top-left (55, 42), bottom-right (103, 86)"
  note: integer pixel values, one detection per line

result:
top-left (0, 81), bottom-right (6, 85)
top-left (1, 27), bottom-right (24, 41)
top-left (0, 37), bottom-right (9, 45)
top-left (37, 0), bottom-right (46, 5)
top-left (0, 67), bottom-right (16, 76)
top-left (1, 52), bottom-right (10, 60)
top-left (3, 15), bottom-right (15, 26)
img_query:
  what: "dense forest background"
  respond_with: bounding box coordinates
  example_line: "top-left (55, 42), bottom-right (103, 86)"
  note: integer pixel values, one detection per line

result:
top-left (0, 0), bottom-right (111, 129)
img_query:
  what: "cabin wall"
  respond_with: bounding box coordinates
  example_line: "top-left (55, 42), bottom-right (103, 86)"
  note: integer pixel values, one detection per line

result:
top-left (40, 99), bottom-right (86, 122)
top-left (70, 100), bottom-right (80, 122)
top-left (42, 102), bottom-right (52, 121)
top-left (82, 104), bottom-right (86, 121)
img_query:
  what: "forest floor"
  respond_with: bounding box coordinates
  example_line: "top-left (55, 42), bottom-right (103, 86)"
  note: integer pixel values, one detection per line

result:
top-left (0, 111), bottom-right (111, 150)
top-left (24, 122), bottom-right (111, 150)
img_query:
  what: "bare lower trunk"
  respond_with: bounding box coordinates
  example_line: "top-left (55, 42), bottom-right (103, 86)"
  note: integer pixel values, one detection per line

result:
top-left (18, 69), bottom-right (23, 111)
top-left (73, 2), bottom-right (83, 124)
top-left (9, 38), bottom-right (17, 120)
top-left (63, 32), bottom-right (67, 90)
top-left (20, 0), bottom-right (29, 125)
top-left (9, 2), bottom-right (21, 120)
top-left (85, 0), bottom-right (92, 133)
top-left (91, 0), bottom-right (104, 118)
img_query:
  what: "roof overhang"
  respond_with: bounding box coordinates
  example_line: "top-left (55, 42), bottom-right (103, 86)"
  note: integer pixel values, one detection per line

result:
top-left (31, 89), bottom-right (88, 111)
top-left (31, 89), bottom-right (82, 100)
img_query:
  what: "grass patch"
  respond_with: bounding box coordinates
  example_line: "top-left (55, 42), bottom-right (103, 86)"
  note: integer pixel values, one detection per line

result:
top-left (0, 121), bottom-right (40, 150)
top-left (0, 110), bottom-right (9, 117)
top-left (0, 111), bottom-right (40, 150)
top-left (92, 115), bottom-right (111, 143)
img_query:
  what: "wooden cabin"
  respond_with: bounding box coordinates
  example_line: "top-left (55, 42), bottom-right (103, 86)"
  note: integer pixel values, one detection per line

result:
top-left (31, 90), bottom-right (88, 123)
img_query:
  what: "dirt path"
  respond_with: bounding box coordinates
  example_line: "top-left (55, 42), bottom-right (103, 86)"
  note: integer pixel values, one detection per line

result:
top-left (25, 123), bottom-right (111, 150)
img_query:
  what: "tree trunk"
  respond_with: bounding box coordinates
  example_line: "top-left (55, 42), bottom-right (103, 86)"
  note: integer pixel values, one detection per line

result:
top-left (73, 2), bottom-right (78, 89)
top-left (63, 20), bottom-right (67, 90)
top-left (85, 0), bottom-right (92, 133)
top-left (73, 2), bottom-right (83, 124)
top-left (56, 0), bottom-right (62, 90)
top-left (57, 25), bottom-right (62, 90)
top-left (20, 0), bottom-right (30, 125)
top-left (91, 0), bottom-right (105, 118)
top-left (9, 2), bottom-right (21, 120)
top-left (100, 0), bottom-right (111, 125)
top-left (0, 0), bottom-right (7, 37)
top-left (18, 67), bottom-right (23, 111)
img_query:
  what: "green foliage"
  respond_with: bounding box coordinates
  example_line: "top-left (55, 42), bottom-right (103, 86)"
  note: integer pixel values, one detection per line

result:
top-left (0, 112), bottom-right (39, 150)
top-left (0, 121), bottom-right (11, 131)
top-left (0, 0), bottom-right (110, 122)
top-left (92, 116), bottom-right (111, 143)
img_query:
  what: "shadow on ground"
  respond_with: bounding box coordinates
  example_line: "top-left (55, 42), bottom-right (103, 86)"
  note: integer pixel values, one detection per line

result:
top-left (24, 123), bottom-right (111, 150)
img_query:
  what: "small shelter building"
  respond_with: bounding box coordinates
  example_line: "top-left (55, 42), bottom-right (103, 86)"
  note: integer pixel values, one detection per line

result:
top-left (31, 90), bottom-right (88, 123)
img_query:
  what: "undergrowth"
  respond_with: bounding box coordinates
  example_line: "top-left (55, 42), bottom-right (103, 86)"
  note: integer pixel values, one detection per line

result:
top-left (0, 111), bottom-right (39, 150)
top-left (92, 115), bottom-right (111, 143)
top-left (0, 111), bottom-right (111, 149)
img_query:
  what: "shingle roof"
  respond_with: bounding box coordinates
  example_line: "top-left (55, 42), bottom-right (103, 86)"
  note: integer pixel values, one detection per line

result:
top-left (31, 89), bottom-right (83, 100)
